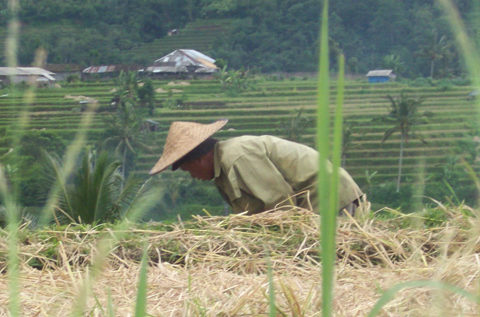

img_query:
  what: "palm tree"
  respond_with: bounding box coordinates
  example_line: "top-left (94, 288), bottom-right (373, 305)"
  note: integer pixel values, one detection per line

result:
top-left (103, 72), bottom-right (152, 185)
top-left (46, 150), bottom-right (142, 224)
top-left (380, 92), bottom-right (432, 192)
top-left (417, 30), bottom-right (452, 78)
top-left (382, 54), bottom-right (404, 75)
top-left (103, 100), bottom-right (145, 182)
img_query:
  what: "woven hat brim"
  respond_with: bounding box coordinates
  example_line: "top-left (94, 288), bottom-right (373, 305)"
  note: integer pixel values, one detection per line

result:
top-left (149, 119), bottom-right (228, 175)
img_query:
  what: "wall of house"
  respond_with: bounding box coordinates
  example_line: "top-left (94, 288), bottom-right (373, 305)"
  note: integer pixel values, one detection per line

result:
top-left (368, 76), bottom-right (390, 83)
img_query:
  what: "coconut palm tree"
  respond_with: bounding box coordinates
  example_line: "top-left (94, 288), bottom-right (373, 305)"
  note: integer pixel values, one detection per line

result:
top-left (103, 99), bottom-right (144, 182)
top-left (380, 92), bottom-right (432, 192)
top-left (103, 72), bottom-right (152, 186)
top-left (417, 30), bottom-right (452, 78)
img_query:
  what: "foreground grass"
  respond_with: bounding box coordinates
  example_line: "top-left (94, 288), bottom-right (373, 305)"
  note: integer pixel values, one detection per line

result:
top-left (0, 206), bottom-right (479, 315)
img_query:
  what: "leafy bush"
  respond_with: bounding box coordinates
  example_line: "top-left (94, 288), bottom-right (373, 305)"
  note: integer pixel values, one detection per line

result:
top-left (46, 150), bottom-right (144, 224)
top-left (216, 66), bottom-right (254, 96)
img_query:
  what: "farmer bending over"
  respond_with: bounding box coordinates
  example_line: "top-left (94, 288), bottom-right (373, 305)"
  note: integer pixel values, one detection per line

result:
top-left (149, 119), bottom-right (366, 215)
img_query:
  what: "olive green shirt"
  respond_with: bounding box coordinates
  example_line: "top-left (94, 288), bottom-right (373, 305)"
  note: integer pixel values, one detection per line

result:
top-left (213, 135), bottom-right (363, 214)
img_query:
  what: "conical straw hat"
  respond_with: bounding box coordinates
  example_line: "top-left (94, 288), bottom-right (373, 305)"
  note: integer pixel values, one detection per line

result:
top-left (149, 119), bottom-right (228, 175)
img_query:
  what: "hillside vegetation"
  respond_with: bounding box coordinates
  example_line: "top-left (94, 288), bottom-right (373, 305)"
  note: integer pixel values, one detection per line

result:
top-left (1, 0), bottom-right (478, 77)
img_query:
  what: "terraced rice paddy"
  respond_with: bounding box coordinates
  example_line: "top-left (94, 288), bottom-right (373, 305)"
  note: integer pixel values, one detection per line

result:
top-left (0, 77), bottom-right (476, 187)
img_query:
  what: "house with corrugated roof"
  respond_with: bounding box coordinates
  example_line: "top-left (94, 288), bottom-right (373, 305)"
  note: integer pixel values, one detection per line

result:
top-left (0, 67), bottom-right (56, 86)
top-left (144, 49), bottom-right (218, 76)
top-left (366, 69), bottom-right (396, 83)
top-left (81, 65), bottom-right (141, 80)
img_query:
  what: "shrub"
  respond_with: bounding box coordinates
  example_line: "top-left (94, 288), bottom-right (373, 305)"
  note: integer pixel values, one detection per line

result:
top-left (46, 150), bottom-right (144, 224)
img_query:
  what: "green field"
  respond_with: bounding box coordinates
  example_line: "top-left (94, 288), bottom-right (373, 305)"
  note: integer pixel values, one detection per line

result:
top-left (0, 78), bottom-right (476, 189)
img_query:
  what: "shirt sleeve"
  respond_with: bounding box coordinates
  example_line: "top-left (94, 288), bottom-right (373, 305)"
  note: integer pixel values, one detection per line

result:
top-left (231, 154), bottom-right (296, 211)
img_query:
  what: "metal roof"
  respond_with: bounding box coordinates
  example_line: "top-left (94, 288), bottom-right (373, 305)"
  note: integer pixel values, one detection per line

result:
top-left (82, 65), bottom-right (117, 74)
top-left (150, 49), bottom-right (218, 73)
top-left (0, 67), bottom-right (55, 80)
top-left (366, 69), bottom-right (394, 77)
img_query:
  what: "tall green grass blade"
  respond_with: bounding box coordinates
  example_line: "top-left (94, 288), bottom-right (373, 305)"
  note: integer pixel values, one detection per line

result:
top-left (5, 0), bottom-right (19, 68)
top-left (316, 1), bottom-right (335, 317)
top-left (437, 0), bottom-right (480, 218)
top-left (134, 246), bottom-right (149, 317)
top-left (367, 280), bottom-right (480, 317)
top-left (107, 288), bottom-right (115, 317)
top-left (437, 0), bottom-right (480, 89)
top-left (437, 0), bottom-right (480, 127)
top-left (0, 166), bottom-right (20, 317)
top-left (93, 292), bottom-right (107, 316)
top-left (267, 254), bottom-right (276, 317)
top-left (8, 50), bottom-right (46, 203)
top-left (330, 54), bottom-right (345, 215)
top-left (3, 2), bottom-right (21, 315)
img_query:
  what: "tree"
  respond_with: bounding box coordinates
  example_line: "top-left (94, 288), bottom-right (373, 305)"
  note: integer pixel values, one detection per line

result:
top-left (382, 54), bottom-right (404, 75)
top-left (103, 72), bottom-right (151, 185)
top-left (137, 78), bottom-right (155, 116)
top-left (45, 150), bottom-right (142, 224)
top-left (417, 30), bottom-right (452, 78)
top-left (217, 65), bottom-right (253, 96)
top-left (379, 92), bottom-right (432, 192)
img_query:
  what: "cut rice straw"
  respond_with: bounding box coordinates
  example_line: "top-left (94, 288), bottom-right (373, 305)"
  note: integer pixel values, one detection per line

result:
top-left (0, 206), bottom-right (479, 315)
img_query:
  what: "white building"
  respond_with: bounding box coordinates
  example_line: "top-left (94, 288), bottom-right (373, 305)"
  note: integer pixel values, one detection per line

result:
top-left (0, 67), bottom-right (56, 86)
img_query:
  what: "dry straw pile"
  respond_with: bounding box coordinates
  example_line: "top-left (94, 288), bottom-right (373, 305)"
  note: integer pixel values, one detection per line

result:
top-left (0, 205), bottom-right (480, 316)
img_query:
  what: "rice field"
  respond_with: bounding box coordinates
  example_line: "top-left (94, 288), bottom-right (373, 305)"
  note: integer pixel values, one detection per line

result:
top-left (0, 78), bottom-right (476, 186)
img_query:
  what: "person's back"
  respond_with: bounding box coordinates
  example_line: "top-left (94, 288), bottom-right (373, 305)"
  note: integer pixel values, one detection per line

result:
top-left (213, 135), bottom-right (363, 213)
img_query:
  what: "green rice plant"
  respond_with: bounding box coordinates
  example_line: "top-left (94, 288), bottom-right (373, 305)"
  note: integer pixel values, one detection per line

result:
top-left (267, 252), bottom-right (277, 317)
top-left (134, 246), bottom-right (149, 317)
top-left (106, 288), bottom-right (115, 317)
top-left (367, 280), bottom-right (480, 317)
top-left (3, 1), bottom-right (34, 315)
top-left (316, 0), bottom-right (343, 316)
top-left (0, 166), bottom-right (20, 316)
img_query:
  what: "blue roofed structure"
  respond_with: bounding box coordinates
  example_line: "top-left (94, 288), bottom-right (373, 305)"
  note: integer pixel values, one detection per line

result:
top-left (366, 69), bottom-right (396, 83)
